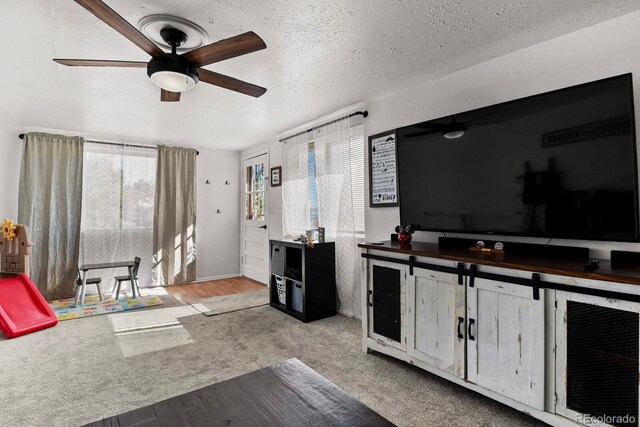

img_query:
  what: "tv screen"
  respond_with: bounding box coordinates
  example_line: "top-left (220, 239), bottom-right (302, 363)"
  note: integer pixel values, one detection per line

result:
top-left (396, 74), bottom-right (639, 242)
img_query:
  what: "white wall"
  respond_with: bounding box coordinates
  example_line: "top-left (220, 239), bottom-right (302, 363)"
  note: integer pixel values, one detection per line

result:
top-left (0, 124), bottom-right (240, 281)
top-left (195, 148), bottom-right (241, 280)
top-left (0, 124), bottom-right (23, 221)
top-left (364, 10), bottom-right (640, 259)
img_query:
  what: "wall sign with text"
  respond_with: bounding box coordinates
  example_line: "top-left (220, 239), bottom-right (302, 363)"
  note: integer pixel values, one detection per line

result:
top-left (369, 131), bottom-right (399, 207)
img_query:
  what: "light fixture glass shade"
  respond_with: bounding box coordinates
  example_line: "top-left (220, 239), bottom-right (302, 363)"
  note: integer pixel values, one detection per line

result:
top-left (443, 130), bottom-right (465, 139)
top-left (150, 71), bottom-right (197, 92)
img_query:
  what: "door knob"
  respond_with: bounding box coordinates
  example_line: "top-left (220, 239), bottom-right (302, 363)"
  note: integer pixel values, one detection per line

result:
top-left (259, 225), bottom-right (267, 229)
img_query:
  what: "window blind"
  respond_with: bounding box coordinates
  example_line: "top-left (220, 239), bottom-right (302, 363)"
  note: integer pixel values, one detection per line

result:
top-left (350, 123), bottom-right (365, 234)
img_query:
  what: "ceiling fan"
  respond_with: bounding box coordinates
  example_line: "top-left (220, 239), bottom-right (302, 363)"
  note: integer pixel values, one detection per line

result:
top-left (54, 0), bottom-right (267, 102)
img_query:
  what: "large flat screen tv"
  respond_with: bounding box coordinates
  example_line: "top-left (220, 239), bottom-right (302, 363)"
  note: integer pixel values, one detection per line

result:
top-left (396, 74), bottom-right (639, 242)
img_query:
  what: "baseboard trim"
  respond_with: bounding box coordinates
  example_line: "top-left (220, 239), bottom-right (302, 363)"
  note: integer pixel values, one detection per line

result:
top-left (192, 274), bottom-right (241, 283)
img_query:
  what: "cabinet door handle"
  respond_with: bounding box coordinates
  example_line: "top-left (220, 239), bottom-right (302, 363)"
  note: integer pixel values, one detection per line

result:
top-left (457, 317), bottom-right (464, 339)
top-left (468, 318), bottom-right (475, 341)
top-left (368, 290), bottom-right (373, 307)
top-left (259, 225), bottom-right (267, 229)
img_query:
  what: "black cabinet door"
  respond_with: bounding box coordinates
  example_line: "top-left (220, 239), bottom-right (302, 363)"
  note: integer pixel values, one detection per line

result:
top-left (372, 265), bottom-right (402, 343)
top-left (566, 301), bottom-right (638, 426)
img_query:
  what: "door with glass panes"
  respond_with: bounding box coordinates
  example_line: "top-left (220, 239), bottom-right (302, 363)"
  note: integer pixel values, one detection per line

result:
top-left (241, 154), bottom-right (269, 283)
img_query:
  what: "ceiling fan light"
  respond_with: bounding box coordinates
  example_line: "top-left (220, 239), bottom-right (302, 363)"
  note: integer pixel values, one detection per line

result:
top-left (150, 70), bottom-right (197, 92)
top-left (147, 54), bottom-right (199, 92)
top-left (443, 130), bottom-right (465, 139)
top-left (443, 121), bottom-right (467, 139)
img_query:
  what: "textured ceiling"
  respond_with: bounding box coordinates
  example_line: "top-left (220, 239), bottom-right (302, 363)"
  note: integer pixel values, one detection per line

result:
top-left (2, 0), bottom-right (640, 150)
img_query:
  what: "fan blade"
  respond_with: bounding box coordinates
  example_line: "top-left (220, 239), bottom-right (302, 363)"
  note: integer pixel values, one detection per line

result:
top-left (161, 89), bottom-right (181, 102)
top-left (414, 123), bottom-right (447, 130)
top-left (75, 0), bottom-right (164, 57)
top-left (53, 59), bottom-right (147, 68)
top-left (183, 32), bottom-right (266, 67)
top-left (198, 69), bottom-right (266, 98)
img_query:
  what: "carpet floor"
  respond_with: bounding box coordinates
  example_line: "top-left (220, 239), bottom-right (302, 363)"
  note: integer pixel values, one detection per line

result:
top-left (189, 288), bottom-right (269, 316)
top-left (0, 293), bottom-right (544, 427)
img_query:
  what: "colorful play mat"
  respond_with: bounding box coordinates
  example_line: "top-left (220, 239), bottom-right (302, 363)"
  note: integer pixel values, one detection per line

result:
top-left (48, 295), bottom-right (164, 321)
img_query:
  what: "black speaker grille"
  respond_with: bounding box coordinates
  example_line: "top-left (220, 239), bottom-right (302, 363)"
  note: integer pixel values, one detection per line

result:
top-left (567, 301), bottom-right (638, 426)
top-left (372, 265), bottom-right (401, 343)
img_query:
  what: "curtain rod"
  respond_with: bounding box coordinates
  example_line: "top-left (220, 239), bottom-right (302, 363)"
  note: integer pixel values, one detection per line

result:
top-left (279, 110), bottom-right (368, 143)
top-left (18, 133), bottom-right (199, 155)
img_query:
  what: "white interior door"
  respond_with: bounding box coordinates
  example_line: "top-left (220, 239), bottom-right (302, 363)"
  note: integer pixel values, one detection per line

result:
top-left (241, 154), bottom-right (269, 284)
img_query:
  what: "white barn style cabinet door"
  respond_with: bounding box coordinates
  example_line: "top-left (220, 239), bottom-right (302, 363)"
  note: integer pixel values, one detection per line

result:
top-left (367, 259), bottom-right (407, 352)
top-left (467, 277), bottom-right (545, 410)
top-left (407, 266), bottom-right (466, 378)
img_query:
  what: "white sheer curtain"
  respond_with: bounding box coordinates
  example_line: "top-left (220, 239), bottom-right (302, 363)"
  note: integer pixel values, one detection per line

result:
top-left (79, 143), bottom-right (156, 290)
top-left (282, 132), bottom-right (311, 236)
top-left (282, 117), bottom-right (361, 317)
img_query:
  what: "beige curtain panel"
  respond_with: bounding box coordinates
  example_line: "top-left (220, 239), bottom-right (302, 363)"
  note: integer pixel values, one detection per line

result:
top-left (152, 145), bottom-right (197, 286)
top-left (18, 132), bottom-right (84, 300)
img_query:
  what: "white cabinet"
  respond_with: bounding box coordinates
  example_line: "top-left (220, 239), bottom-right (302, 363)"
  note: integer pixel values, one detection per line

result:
top-left (366, 259), bottom-right (407, 352)
top-left (361, 245), bottom-right (640, 426)
top-left (407, 266), bottom-right (466, 378)
top-left (467, 277), bottom-right (545, 410)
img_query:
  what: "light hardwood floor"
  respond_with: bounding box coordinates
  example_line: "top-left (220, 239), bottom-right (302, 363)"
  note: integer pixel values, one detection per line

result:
top-left (165, 276), bottom-right (265, 304)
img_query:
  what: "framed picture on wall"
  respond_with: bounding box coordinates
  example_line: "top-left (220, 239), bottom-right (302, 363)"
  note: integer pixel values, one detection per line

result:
top-left (271, 166), bottom-right (282, 187)
top-left (369, 130), bottom-right (398, 207)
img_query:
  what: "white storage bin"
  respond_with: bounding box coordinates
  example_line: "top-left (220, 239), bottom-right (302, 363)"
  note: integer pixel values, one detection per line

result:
top-left (274, 275), bottom-right (286, 305)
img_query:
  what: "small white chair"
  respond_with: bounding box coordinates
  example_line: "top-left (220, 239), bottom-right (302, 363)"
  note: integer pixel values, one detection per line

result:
top-left (75, 266), bottom-right (103, 305)
top-left (111, 256), bottom-right (142, 299)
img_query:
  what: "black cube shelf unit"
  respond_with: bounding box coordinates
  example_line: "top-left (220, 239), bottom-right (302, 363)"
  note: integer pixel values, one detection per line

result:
top-left (269, 240), bottom-right (336, 323)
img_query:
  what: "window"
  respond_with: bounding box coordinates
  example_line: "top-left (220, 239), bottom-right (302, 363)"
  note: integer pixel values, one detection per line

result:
top-left (80, 143), bottom-right (156, 288)
top-left (349, 122), bottom-right (366, 235)
top-left (306, 122), bottom-right (365, 235)
top-left (244, 161), bottom-right (266, 221)
top-left (308, 141), bottom-right (319, 228)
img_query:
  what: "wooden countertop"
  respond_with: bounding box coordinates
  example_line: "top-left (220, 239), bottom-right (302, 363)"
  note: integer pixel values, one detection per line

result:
top-left (270, 239), bottom-right (335, 246)
top-left (359, 241), bottom-right (640, 286)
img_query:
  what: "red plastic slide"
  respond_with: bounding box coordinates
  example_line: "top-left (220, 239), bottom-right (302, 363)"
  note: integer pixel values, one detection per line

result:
top-left (0, 273), bottom-right (57, 339)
